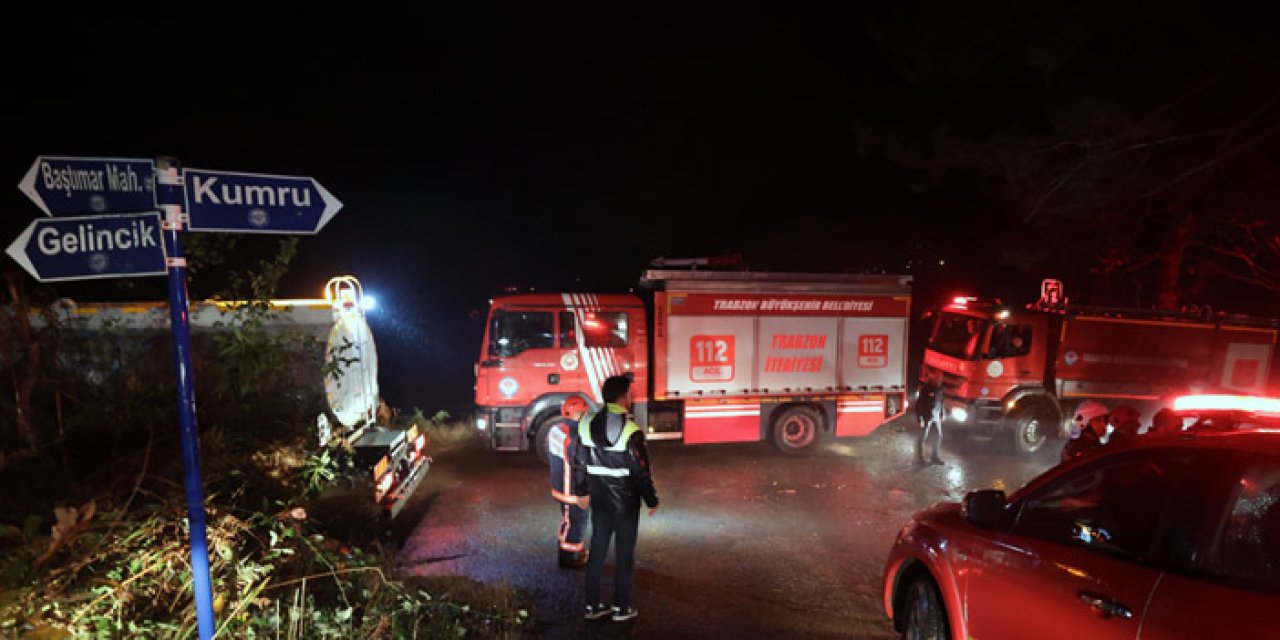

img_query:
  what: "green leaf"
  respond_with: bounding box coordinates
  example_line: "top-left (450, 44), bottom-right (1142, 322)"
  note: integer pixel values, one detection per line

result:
top-left (22, 515), bottom-right (42, 539)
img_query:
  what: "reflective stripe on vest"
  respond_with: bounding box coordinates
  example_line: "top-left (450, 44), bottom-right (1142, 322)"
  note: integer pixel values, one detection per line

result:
top-left (587, 465), bottom-right (630, 477)
top-left (578, 415), bottom-right (639, 453)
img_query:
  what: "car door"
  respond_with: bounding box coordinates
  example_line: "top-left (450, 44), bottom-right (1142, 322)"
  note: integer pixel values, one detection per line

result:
top-left (1138, 451), bottom-right (1280, 639)
top-left (964, 450), bottom-right (1196, 640)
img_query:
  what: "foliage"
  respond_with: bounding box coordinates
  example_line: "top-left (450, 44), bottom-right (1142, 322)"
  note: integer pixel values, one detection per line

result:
top-left (0, 478), bottom-right (530, 638)
top-left (856, 1), bottom-right (1280, 311)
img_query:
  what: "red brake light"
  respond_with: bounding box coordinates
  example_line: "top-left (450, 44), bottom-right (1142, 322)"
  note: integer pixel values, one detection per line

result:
top-left (376, 471), bottom-right (395, 495)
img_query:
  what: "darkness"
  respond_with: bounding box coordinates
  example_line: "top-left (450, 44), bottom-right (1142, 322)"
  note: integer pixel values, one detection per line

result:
top-left (4, 4), bottom-right (1278, 413)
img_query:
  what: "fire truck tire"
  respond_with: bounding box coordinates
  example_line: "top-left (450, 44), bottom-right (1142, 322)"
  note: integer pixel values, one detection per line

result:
top-left (534, 415), bottom-right (558, 464)
top-left (1009, 405), bottom-right (1052, 454)
top-left (771, 405), bottom-right (822, 455)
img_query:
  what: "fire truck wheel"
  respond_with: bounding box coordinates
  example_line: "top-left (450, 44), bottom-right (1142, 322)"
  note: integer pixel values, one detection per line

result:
top-left (1009, 406), bottom-right (1051, 454)
top-left (534, 416), bottom-right (557, 464)
top-left (771, 405), bottom-right (822, 455)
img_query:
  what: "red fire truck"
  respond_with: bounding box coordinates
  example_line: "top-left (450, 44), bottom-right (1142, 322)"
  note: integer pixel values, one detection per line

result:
top-left (474, 268), bottom-right (913, 457)
top-left (919, 280), bottom-right (1279, 454)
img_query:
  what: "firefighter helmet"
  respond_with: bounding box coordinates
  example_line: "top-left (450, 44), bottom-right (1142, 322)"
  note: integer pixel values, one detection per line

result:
top-left (562, 396), bottom-right (589, 419)
top-left (1071, 400), bottom-right (1109, 437)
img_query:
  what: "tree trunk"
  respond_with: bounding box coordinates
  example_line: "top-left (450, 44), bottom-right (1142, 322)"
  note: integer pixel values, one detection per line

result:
top-left (1155, 212), bottom-right (1195, 310)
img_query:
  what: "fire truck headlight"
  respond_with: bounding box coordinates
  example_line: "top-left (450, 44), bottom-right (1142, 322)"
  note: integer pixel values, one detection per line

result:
top-left (476, 417), bottom-right (488, 431)
top-left (951, 407), bottom-right (969, 422)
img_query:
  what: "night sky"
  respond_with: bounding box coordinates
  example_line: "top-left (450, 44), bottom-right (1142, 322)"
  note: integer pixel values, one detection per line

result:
top-left (5, 5), bottom-right (1278, 412)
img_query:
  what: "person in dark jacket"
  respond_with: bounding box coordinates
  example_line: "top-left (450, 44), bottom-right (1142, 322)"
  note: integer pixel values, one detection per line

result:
top-left (549, 396), bottom-right (590, 569)
top-left (1105, 404), bottom-right (1142, 448)
top-left (573, 375), bottom-right (659, 623)
top-left (916, 377), bottom-right (945, 465)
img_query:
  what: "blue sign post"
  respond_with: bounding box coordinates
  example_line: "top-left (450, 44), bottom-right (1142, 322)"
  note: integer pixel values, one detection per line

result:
top-left (19, 156), bottom-right (156, 216)
top-left (155, 157), bottom-right (217, 640)
top-left (185, 168), bottom-right (342, 233)
top-left (5, 212), bottom-right (167, 282)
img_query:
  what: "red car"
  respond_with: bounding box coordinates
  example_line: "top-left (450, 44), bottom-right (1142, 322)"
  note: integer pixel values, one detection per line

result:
top-left (882, 395), bottom-right (1280, 639)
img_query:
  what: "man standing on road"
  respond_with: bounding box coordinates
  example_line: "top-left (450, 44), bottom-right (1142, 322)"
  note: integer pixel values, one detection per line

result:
top-left (915, 376), bottom-right (945, 465)
top-left (549, 396), bottom-right (590, 569)
top-left (574, 375), bottom-right (659, 623)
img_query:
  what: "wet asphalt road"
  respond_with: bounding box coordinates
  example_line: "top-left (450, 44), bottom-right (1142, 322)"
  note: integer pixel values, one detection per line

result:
top-left (398, 416), bottom-right (1061, 639)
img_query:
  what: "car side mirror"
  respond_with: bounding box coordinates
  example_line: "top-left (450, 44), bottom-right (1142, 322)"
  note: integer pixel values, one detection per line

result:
top-left (963, 489), bottom-right (1010, 530)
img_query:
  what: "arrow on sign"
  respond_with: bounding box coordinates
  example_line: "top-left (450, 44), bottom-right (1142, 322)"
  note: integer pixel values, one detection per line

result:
top-left (5, 212), bottom-right (167, 282)
top-left (184, 168), bottom-right (342, 234)
top-left (19, 156), bottom-right (156, 216)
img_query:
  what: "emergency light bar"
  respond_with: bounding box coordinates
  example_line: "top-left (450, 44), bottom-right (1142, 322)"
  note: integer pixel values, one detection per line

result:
top-left (1173, 394), bottom-right (1280, 414)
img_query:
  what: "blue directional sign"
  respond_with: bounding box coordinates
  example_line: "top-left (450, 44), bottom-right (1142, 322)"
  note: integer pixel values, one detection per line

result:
top-left (19, 156), bottom-right (156, 216)
top-left (184, 168), bottom-right (342, 234)
top-left (5, 212), bottom-right (166, 282)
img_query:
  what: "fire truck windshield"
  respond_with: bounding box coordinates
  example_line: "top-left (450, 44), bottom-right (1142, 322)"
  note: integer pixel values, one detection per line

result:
top-left (489, 310), bottom-right (555, 357)
top-left (986, 323), bottom-right (1033, 359)
top-left (930, 312), bottom-right (990, 360)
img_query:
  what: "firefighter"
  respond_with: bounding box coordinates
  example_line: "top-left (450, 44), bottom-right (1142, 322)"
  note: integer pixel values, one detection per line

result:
top-left (575, 375), bottom-right (659, 623)
top-left (1061, 400), bottom-right (1109, 463)
top-left (1106, 404), bottom-right (1142, 447)
top-left (550, 396), bottom-right (590, 569)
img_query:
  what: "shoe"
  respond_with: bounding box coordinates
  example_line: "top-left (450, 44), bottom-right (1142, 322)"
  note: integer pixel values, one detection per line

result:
top-left (612, 606), bottom-right (639, 622)
top-left (559, 551), bottom-right (589, 569)
top-left (585, 603), bottom-right (611, 620)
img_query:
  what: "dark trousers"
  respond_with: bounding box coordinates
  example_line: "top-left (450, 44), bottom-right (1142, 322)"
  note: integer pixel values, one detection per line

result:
top-left (585, 503), bottom-right (640, 610)
top-left (557, 500), bottom-right (589, 558)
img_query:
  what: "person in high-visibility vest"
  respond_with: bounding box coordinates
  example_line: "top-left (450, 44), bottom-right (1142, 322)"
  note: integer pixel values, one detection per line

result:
top-left (549, 396), bottom-right (590, 568)
top-left (574, 375), bottom-right (659, 623)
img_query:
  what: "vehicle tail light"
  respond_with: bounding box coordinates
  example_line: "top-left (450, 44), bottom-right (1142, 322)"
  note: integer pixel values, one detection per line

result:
top-left (376, 470), bottom-right (395, 496)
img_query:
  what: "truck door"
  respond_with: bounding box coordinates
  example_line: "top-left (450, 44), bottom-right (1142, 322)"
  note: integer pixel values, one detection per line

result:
top-left (477, 307), bottom-right (558, 408)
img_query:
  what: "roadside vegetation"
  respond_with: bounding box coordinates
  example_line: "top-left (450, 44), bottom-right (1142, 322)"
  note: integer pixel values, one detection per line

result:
top-left (0, 239), bottom-right (528, 638)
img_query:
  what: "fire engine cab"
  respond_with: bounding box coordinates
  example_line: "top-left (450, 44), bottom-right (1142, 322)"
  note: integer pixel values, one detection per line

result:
top-left (474, 266), bottom-right (913, 457)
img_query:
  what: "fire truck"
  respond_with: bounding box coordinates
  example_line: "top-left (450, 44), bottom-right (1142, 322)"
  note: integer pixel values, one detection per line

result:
top-left (474, 266), bottom-right (913, 457)
top-left (919, 280), bottom-right (1279, 454)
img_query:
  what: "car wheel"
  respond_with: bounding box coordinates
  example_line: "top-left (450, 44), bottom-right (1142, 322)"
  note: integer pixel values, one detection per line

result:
top-left (771, 405), bottom-right (821, 455)
top-left (1009, 406), bottom-right (1051, 454)
top-left (901, 576), bottom-right (949, 640)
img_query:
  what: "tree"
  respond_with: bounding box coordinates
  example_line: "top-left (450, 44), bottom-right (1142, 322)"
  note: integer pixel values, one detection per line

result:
top-left (856, 1), bottom-right (1280, 312)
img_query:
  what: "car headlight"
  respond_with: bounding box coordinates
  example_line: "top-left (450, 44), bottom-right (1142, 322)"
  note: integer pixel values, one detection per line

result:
top-left (951, 407), bottom-right (969, 422)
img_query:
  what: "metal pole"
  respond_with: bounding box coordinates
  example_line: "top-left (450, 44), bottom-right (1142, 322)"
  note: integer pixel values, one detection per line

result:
top-left (156, 156), bottom-right (216, 639)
